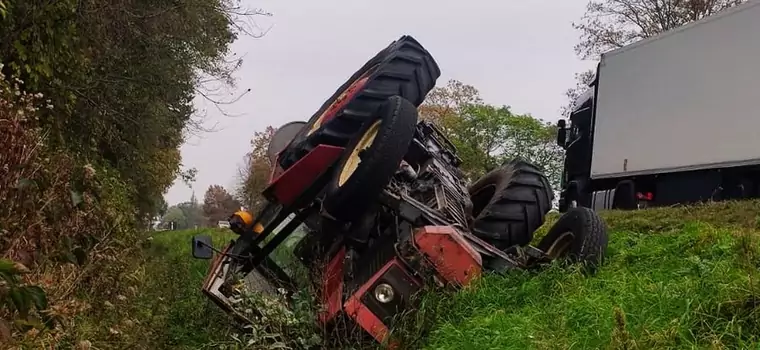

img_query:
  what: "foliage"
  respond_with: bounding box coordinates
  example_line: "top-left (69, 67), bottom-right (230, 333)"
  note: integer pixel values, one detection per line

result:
top-left (0, 259), bottom-right (52, 342)
top-left (0, 0), bottom-right (241, 221)
top-left (236, 126), bottom-right (276, 213)
top-left (56, 229), bottom-right (237, 348)
top-left (418, 200), bottom-right (760, 349)
top-left (0, 71), bottom-right (146, 346)
top-left (202, 185), bottom-right (242, 226)
top-left (214, 287), bottom-right (322, 349)
top-left (573, 0), bottom-right (745, 60)
top-left (161, 206), bottom-right (188, 230)
top-left (0, 0), bottom-right (259, 345)
top-left (418, 79), bottom-right (482, 126)
top-left (561, 69), bottom-right (596, 117)
top-left (420, 80), bottom-right (564, 188)
top-left (162, 193), bottom-right (206, 230)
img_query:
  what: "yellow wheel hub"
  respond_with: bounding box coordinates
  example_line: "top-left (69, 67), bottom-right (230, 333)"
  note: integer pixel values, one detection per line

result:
top-left (338, 119), bottom-right (381, 187)
top-left (545, 232), bottom-right (574, 259)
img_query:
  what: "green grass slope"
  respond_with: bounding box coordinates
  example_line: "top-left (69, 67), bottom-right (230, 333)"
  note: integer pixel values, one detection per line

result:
top-left (421, 200), bottom-right (760, 350)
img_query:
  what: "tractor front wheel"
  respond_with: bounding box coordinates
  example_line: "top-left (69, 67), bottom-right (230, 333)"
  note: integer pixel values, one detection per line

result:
top-left (536, 207), bottom-right (608, 271)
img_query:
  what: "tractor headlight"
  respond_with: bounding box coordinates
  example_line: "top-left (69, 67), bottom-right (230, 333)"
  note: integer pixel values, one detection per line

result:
top-left (373, 283), bottom-right (395, 304)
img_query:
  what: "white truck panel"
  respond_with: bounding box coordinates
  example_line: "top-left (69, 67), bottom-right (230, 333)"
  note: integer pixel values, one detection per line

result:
top-left (590, 0), bottom-right (760, 179)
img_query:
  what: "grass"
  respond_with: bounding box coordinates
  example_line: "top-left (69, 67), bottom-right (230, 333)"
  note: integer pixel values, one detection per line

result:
top-left (419, 200), bottom-right (760, 349)
top-left (132, 228), bottom-right (238, 348)
top-left (63, 228), bottom-right (243, 349)
top-left (99, 200), bottom-right (760, 349)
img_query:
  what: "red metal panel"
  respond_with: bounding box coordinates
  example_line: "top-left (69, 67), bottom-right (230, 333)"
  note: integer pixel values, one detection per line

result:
top-left (343, 258), bottom-right (415, 348)
top-left (263, 144), bottom-right (344, 206)
top-left (414, 225), bottom-right (483, 286)
top-left (319, 247), bottom-right (346, 325)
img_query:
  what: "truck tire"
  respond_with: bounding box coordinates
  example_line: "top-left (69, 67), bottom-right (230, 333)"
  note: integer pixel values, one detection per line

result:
top-left (612, 180), bottom-right (637, 210)
top-left (536, 207), bottom-right (607, 271)
top-left (468, 159), bottom-right (554, 250)
top-left (323, 96), bottom-right (418, 222)
top-left (278, 35), bottom-right (440, 170)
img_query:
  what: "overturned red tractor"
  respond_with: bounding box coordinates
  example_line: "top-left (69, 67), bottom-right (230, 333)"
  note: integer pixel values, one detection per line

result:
top-left (192, 35), bottom-right (609, 345)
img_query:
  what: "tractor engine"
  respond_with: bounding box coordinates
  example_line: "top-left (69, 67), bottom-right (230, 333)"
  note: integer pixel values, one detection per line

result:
top-left (392, 121), bottom-right (474, 230)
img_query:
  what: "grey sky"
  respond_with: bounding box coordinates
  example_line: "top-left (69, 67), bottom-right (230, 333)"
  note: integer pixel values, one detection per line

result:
top-left (165, 0), bottom-right (595, 205)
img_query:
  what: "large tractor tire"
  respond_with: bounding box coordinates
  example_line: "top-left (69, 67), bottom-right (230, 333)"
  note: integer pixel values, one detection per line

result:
top-left (278, 35), bottom-right (439, 170)
top-left (536, 207), bottom-right (608, 272)
top-left (468, 159), bottom-right (554, 250)
top-left (323, 96), bottom-right (419, 222)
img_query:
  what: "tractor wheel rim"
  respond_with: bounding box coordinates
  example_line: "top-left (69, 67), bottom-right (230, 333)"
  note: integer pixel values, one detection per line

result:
top-left (545, 231), bottom-right (574, 259)
top-left (338, 119), bottom-right (381, 187)
top-left (307, 67), bottom-right (376, 137)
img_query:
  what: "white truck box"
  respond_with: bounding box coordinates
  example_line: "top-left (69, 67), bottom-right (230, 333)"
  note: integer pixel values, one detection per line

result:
top-left (590, 0), bottom-right (760, 179)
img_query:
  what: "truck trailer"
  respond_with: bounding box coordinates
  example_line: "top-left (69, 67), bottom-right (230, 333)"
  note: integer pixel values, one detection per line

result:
top-left (557, 0), bottom-right (760, 212)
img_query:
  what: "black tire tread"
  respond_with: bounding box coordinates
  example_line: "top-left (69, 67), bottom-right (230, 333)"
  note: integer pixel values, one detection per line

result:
top-left (469, 159), bottom-right (554, 250)
top-left (279, 36), bottom-right (439, 169)
top-left (536, 207), bottom-right (608, 271)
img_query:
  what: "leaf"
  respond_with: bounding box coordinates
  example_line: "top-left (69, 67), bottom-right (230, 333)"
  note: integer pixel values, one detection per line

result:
top-left (0, 259), bottom-right (16, 274)
top-left (39, 310), bottom-right (58, 329)
top-left (12, 40), bottom-right (26, 61)
top-left (9, 289), bottom-right (29, 317)
top-left (21, 286), bottom-right (48, 310)
top-left (14, 317), bottom-right (45, 331)
top-left (63, 251), bottom-right (78, 265)
top-left (70, 191), bottom-right (83, 207)
top-left (72, 246), bottom-right (87, 266)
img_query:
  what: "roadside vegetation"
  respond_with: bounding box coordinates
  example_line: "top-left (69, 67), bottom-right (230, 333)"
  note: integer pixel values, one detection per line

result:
top-left (97, 200), bottom-right (760, 349)
top-left (416, 200), bottom-right (760, 349)
top-left (0, 0), bottom-right (262, 347)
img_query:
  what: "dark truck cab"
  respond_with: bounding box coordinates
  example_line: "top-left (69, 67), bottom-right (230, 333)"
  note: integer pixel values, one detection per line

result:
top-left (556, 83), bottom-right (608, 212)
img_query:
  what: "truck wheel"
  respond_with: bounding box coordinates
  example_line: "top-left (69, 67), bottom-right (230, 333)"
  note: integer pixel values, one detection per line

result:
top-left (468, 159), bottom-right (554, 250)
top-left (612, 180), bottom-right (637, 210)
top-left (278, 35), bottom-right (440, 170)
top-left (323, 96), bottom-right (418, 222)
top-left (536, 207), bottom-right (608, 271)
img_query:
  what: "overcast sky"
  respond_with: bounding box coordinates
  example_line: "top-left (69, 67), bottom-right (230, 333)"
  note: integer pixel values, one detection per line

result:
top-left (164, 0), bottom-right (595, 205)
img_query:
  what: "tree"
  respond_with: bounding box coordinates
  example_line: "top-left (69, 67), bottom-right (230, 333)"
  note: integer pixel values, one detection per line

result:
top-left (573, 0), bottom-right (744, 60)
top-left (564, 0), bottom-right (745, 113)
top-left (561, 69), bottom-right (596, 117)
top-left (202, 185), bottom-right (241, 226)
top-left (161, 206), bottom-right (188, 230)
top-left (172, 193), bottom-right (204, 229)
top-left (420, 80), bottom-right (564, 190)
top-left (418, 79), bottom-right (482, 127)
top-left (236, 126), bottom-right (275, 213)
top-left (0, 0), bottom-right (268, 222)
top-left (156, 196), bottom-right (169, 218)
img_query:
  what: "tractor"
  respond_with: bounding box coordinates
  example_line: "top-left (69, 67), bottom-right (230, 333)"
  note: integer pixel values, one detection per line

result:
top-left (191, 35), bottom-right (609, 346)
